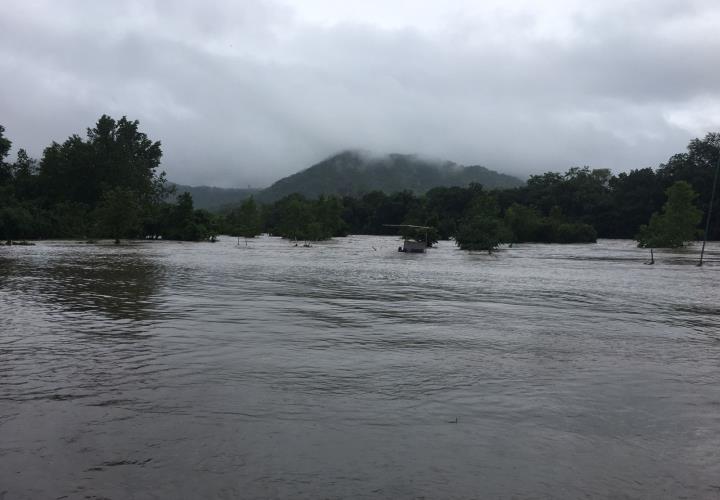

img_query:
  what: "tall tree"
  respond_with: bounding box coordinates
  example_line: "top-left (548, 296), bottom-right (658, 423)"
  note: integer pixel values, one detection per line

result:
top-left (0, 125), bottom-right (12, 185)
top-left (455, 190), bottom-right (508, 253)
top-left (228, 196), bottom-right (262, 243)
top-left (94, 187), bottom-right (141, 243)
top-left (657, 133), bottom-right (720, 240)
top-left (636, 181), bottom-right (703, 262)
top-left (314, 195), bottom-right (346, 239)
top-left (39, 115), bottom-right (164, 209)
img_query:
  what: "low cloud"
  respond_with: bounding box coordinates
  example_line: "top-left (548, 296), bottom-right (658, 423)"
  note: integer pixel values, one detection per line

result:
top-left (1, 0), bottom-right (719, 187)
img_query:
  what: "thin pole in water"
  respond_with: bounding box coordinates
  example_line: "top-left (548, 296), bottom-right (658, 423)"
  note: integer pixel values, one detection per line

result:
top-left (698, 150), bottom-right (720, 266)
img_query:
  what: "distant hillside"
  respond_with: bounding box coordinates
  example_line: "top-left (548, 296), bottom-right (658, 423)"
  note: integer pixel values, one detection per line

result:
top-left (256, 151), bottom-right (524, 202)
top-left (168, 183), bottom-right (260, 211)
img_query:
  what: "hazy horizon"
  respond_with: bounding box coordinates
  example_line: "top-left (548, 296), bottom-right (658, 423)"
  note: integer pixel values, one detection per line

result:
top-left (2, 0), bottom-right (720, 188)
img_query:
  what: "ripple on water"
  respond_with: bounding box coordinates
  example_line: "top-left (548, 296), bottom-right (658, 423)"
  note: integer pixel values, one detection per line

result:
top-left (1, 237), bottom-right (719, 499)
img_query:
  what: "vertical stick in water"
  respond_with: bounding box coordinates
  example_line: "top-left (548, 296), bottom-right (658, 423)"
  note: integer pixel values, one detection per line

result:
top-left (698, 152), bottom-right (720, 266)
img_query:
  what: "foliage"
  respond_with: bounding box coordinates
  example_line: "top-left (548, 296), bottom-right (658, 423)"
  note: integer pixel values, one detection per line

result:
top-left (0, 118), bottom-right (717, 250)
top-left (0, 116), bottom-right (218, 242)
top-left (454, 189), bottom-right (509, 252)
top-left (504, 203), bottom-right (543, 242)
top-left (0, 125), bottom-right (11, 159)
top-left (226, 196), bottom-right (262, 239)
top-left (455, 216), bottom-right (508, 252)
top-left (0, 125), bottom-right (13, 185)
top-left (157, 192), bottom-right (217, 241)
top-left (264, 194), bottom-right (346, 241)
top-left (94, 187), bottom-right (141, 242)
top-left (38, 115), bottom-right (165, 208)
top-left (636, 181), bottom-right (703, 248)
top-left (0, 201), bottom-right (36, 240)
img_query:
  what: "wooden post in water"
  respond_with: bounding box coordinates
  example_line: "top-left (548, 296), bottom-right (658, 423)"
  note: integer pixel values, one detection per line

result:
top-left (698, 152), bottom-right (720, 266)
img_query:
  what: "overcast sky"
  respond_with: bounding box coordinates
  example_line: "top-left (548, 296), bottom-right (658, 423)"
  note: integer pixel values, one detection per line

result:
top-left (2, 0), bottom-right (720, 187)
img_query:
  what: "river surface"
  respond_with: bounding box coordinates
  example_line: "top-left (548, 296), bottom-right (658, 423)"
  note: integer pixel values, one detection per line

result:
top-left (1, 236), bottom-right (719, 499)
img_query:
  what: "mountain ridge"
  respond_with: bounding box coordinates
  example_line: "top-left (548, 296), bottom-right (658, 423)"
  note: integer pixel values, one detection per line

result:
top-left (256, 150), bottom-right (524, 203)
top-left (167, 183), bottom-right (260, 211)
top-left (170, 150), bottom-right (525, 210)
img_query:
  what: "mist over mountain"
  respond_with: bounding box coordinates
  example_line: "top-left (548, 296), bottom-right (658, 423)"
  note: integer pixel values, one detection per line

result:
top-left (255, 151), bottom-right (524, 203)
top-left (169, 151), bottom-right (524, 209)
top-left (168, 183), bottom-right (260, 211)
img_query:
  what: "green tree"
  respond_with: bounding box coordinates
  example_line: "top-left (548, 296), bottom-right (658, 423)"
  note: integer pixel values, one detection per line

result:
top-left (315, 195), bottom-right (346, 239)
top-left (161, 192), bottom-right (199, 240)
top-left (608, 168), bottom-right (663, 238)
top-left (656, 133), bottom-right (720, 240)
top-left (0, 125), bottom-right (13, 185)
top-left (504, 203), bottom-right (542, 243)
top-left (0, 204), bottom-right (34, 241)
top-left (636, 181), bottom-right (702, 262)
top-left (94, 187), bottom-right (141, 243)
top-left (38, 115), bottom-right (164, 209)
top-left (455, 190), bottom-right (508, 253)
top-left (193, 209), bottom-right (218, 241)
top-left (228, 196), bottom-right (262, 243)
top-left (455, 216), bottom-right (508, 253)
top-left (0, 125), bottom-right (10, 158)
top-left (272, 195), bottom-right (311, 241)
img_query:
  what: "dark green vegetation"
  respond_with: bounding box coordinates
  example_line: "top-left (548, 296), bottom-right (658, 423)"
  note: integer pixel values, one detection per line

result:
top-left (263, 195), bottom-right (345, 241)
top-left (252, 136), bottom-right (715, 251)
top-left (256, 151), bottom-right (525, 203)
top-left (0, 116), bottom-right (219, 242)
top-left (1, 116), bottom-right (718, 252)
top-left (636, 181), bottom-right (704, 262)
top-left (225, 197), bottom-right (262, 242)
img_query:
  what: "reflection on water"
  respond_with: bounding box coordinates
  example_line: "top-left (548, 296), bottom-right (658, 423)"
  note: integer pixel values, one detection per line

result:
top-left (1, 242), bottom-right (165, 322)
top-left (1, 237), bottom-right (719, 499)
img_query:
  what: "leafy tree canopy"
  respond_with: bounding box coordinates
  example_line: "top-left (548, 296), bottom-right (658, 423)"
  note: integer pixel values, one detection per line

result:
top-left (39, 115), bottom-right (165, 208)
top-left (636, 181), bottom-right (703, 248)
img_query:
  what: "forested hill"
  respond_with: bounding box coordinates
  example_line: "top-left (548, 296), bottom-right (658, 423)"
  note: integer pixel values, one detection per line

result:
top-left (167, 183), bottom-right (260, 210)
top-left (255, 151), bottom-right (524, 203)
top-left (1, 114), bottom-right (718, 244)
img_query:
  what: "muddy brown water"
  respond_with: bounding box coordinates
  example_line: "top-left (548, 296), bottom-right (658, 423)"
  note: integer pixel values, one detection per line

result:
top-left (1, 237), bottom-right (719, 499)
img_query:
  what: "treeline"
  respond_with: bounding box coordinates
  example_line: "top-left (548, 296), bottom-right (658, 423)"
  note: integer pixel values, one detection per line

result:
top-left (221, 136), bottom-right (718, 250)
top-left (229, 184), bottom-right (600, 249)
top-left (0, 116), bottom-right (219, 242)
top-left (1, 116), bottom-right (718, 250)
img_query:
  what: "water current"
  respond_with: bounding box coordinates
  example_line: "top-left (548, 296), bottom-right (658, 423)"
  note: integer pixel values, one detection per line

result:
top-left (1, 237), bottom-right (719, 499)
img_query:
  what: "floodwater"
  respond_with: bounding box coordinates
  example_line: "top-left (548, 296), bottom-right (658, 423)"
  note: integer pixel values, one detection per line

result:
top-left (1, 236), bottom-right (719, 499)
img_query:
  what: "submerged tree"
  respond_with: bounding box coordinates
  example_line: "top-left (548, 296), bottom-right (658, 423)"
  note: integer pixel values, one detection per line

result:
top-left (455, 189), bottom-right (509, 253)
top-left (228, 196), bottom-right (262, 244)
top-left (94, 187), bottom-right (141, 243)
top-left (636, 181), bottom-right (702, 263)
top-left (504, 203), bottom-right (543, 243)
top-left (455, 215), bottom-right (508, 253)
top-left (314, 195), bottom-right (346, 239)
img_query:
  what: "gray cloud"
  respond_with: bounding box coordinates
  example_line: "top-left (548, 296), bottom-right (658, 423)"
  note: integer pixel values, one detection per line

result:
top-left (1, 0), bottom-right (719, 187)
